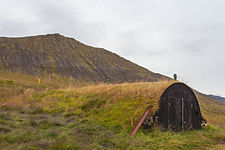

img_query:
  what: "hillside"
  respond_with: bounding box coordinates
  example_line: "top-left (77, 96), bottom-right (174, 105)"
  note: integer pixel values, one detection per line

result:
top-left (0, 70), bottom-right (224, 149)
top-left (0, 34), bottom-right (169, 84)
top-left (0, 34), bottom-right (224, 149)
top-left (208, 94), bottom-right (225, 102)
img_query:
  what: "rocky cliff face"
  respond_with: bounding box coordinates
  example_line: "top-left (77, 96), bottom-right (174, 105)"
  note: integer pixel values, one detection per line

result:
top-left (0, 33), bottom-right (169, 83)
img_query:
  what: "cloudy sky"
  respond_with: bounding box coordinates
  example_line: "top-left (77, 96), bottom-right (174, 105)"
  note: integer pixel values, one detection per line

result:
top-left (0, 0), bottom-right (225, 96)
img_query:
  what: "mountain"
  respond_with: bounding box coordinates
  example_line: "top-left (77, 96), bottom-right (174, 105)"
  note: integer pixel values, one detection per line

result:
top-left (208, 94), bottom-right (225, 102)
top-left (0, 33), bottom-right (169, 84)
top-left (0, 34), bottom-right (224, 149)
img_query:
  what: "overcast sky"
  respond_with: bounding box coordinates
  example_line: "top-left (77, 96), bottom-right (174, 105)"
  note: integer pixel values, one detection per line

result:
top-left (0, 0), bottom-right (225, 96)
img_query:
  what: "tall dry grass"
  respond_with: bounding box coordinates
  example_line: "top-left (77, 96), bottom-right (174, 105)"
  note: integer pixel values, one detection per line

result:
top-left (75, 80), bottom-right (175, 100)
top-left (1, 70), bottom-right (224, 132)
top-left (72, 80), bottom-right (176, 111)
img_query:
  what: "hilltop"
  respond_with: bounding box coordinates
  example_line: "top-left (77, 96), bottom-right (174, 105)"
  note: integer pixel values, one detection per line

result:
top-left (0, 33), bottom-right (169, 84)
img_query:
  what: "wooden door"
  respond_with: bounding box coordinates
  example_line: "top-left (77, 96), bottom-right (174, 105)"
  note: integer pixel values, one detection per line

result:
top-left (168, 97), bottom-right (182, 131)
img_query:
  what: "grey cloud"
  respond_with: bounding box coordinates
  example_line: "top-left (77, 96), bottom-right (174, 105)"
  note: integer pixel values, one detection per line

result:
top-left (0, 0), bottom-right (225, 96)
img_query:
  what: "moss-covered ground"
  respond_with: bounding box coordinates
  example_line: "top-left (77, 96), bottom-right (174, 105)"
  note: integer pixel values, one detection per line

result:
top-left (0, 70), bottom-right (224, 149)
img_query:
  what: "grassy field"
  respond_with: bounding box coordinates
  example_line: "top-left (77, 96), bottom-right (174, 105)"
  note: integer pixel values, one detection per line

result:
top-left (0, 70), bottom-right (225, 149)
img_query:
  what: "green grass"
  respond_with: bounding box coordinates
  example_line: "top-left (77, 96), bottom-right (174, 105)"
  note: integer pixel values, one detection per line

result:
top-left (0, 70), bottom-right (225, 149)
top-left (0, 109), bottom-right (224, 150)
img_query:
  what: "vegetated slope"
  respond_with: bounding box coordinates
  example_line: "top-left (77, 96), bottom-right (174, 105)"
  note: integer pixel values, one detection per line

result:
top-left (0, 70), bottom-right (224, 149)
top-left (0, 33), bottom-right (169, 84)
top-left (195, 92), bottom-right (225, 130)
top-left (208, 94), bottom-right (225, 102)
